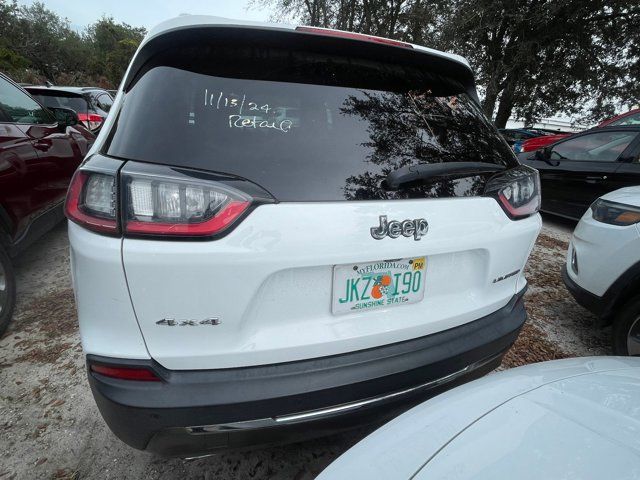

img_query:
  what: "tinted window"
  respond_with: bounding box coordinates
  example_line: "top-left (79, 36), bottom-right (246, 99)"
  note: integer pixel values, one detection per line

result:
top-left (28, 91), bottom-right (90, 115)
top-left (609, 112), bottom-right (640, 126)
top-left (106, 45), bottom-right (517, 201)
top-left (96, 93), bottom-right (113, 112)
top-left (506, 131), bottom-right (533, 142)
top-left (0, 78), bottom-right (55, 124)
top-left (551, 131), bottom-right (637, 162)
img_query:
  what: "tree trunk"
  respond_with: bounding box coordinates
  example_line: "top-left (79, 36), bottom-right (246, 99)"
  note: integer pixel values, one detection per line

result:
top-left (407, 0), bottom-right (423, 43)
top-left (494, 78), bottom-right (518, 128)
top-left (482, 79), bottom-right (499, 120)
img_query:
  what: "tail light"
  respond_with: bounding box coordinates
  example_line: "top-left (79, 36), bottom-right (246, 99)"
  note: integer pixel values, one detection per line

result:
top-left (484, 165), bottom-right (541, 219)
top-left (90, 364), bottom-right (161, 381)
top-left (121, 163), bottom-right (251, 236)
top-left (77, 112), bottom-right (103, 131)
top-left (65, 170), bottom-right (118, 234)
top-left (65, 157), bottom-right (262, 238)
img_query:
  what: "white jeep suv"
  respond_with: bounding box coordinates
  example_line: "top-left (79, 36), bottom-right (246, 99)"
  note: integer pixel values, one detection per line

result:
top-left (66, 16), bottom-right (541, 457)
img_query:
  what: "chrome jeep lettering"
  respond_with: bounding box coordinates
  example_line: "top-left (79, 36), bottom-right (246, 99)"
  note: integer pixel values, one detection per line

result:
top-left (370, 215), bottom-right (429, 241)
top-left (388, 221), bottom-right (402, 238)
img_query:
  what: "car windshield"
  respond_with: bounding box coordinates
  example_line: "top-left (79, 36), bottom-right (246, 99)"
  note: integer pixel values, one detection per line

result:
top-left (609, 112), bottom-right (640, 126)
top-left (106, 44), bottom-right (517, 201)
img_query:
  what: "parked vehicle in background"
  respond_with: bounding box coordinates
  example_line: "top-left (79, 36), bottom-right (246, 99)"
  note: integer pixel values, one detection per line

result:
top-left (514, 131), bottom-right (571, 153)
top-left (25, 86), bottom-right (113, 133)
top-left (0, 73), bottom-right (95, 335)
top-left (66, 16), bottom-right (541, 457)
top-left (520, 126), bottom-right (640, 220)
top-left (318, 357), bottom-right (640, 480)
top-left (24, 86), bottom-right (94, 128)
top-left (515, 110), bottom-right (640, 156)
top-left (499, 128), bottom-right (554, 149)
top-left (564, 186), bottom-right (640, 355)
top-left (598, 108), bottom-right (640, 128)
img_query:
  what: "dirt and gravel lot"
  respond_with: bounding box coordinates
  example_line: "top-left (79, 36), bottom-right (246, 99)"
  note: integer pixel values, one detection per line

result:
top-left (0, 215), bottom-right (611, 479)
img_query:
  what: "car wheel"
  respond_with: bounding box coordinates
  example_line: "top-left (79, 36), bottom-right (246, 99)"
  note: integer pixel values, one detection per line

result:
top-left (0, 244), bottom-right (16, 337)
top-left (612, 296), bottom-right (640, 356)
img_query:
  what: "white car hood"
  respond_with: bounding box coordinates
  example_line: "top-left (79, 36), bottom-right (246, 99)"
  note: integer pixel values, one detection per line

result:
top-left (318, 357), bottom-right (640, 480)
top-left (600, 186), bottom-right (640, 208)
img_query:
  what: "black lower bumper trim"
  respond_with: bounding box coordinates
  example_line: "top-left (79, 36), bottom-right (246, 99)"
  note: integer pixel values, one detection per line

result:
top-left (562, 266), bottom-right (606, 317)
top-left (88, 289), bottom-right (527, 456)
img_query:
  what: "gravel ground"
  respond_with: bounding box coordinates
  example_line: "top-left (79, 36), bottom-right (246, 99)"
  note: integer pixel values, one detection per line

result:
top-left (0, 215), bottom-right (611, 479)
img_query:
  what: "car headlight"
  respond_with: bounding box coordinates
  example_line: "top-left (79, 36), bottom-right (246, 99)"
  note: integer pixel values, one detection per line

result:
top-left (591, 199), bottom-right (640, 226)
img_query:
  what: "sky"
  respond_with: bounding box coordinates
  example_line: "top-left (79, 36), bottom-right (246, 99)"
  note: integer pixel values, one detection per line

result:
top-left (15, 0), bottom-right (272, 32)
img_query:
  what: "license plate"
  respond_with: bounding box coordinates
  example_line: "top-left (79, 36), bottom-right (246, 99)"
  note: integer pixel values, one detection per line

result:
top-left (332, 257), bottom-right (426, 315)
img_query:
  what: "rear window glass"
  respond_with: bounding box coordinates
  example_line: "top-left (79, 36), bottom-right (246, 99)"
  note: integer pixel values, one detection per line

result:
top-left (29, 92), bottom-right (90, 115)
top-left (106, 44), bottom-right (517, 201)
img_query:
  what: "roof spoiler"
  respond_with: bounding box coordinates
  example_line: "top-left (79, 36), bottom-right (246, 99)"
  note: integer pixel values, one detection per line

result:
top-left (123, 24), bottom-right (479, 103)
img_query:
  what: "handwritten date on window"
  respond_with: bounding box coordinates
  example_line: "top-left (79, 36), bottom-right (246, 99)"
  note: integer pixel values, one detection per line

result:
top-left (204, 89), bottom-right (293, 133)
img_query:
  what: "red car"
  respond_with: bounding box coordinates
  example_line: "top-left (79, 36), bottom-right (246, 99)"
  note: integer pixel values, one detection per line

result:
top-left (516, 132), bottom-right (571, 153)
top-left (0, 73), bottom-right (95, 335)
top-left (598, 108), bottom-right (640, 127)
top-left (517, 109), bottom-right (640, 154)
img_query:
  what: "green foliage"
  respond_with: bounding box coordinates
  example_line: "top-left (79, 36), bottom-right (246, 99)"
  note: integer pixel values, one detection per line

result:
top-left (84, 17), bottom-right (145, 86)
top-left (0, 45), bottom-right (28, 71)
top-left (0, 0), bottom-right (145, 88)
top-left (255, 0), bottom-right (640, 126)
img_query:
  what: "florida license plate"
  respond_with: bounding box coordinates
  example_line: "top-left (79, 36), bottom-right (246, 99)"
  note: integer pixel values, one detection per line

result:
top-left (332, 257), bottom-right (426, 315)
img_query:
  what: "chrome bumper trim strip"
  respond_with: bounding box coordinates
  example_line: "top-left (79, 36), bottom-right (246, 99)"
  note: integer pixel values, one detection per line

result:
top-left (187, 352), bottom-right (501, 435)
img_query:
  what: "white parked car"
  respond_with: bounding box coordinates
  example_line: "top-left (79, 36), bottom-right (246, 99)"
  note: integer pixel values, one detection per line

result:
top-left (65, 15), bottom-right (541, 456)
top-left (563, 186), bottom-right (640, 355)
top-left (318, 357), bottom-right (640, 480)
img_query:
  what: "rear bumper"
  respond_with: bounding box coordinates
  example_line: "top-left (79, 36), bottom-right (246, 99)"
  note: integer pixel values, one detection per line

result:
top-left (88, 289), bottom-right (527, 457)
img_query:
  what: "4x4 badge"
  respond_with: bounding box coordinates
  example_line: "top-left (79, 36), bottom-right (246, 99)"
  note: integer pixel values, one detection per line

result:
top-left (370, 215), bottom-right (429, 241)
top-left (156, 318), bottom-right (220, 326)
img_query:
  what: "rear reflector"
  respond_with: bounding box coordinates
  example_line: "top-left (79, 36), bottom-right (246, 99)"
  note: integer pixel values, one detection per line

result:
top-left (90, 364), bottom-right (161, 381)
top-left (295, 26), bottom-right (413, 49)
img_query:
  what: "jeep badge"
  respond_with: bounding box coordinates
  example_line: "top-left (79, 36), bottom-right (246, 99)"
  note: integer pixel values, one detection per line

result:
top-left (370, 215), bottom-right (429, 241)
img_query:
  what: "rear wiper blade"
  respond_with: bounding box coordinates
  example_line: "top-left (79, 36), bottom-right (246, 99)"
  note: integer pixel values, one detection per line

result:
top-left (383, 162), bottom-right (506, 190)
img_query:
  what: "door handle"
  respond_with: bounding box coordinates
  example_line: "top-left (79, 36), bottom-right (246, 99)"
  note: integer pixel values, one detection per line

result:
top-left (585, 175), bottom-right (607, 181)
top-left (33, 140), bottom-right (50, 151)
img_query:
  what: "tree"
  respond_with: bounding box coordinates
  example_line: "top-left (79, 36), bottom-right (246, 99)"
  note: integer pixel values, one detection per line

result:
top-left (10, 2), bottom-right (89, 82)
top-left (84, 17), bottom-right (146, 86)
top-left (256, 0), bottom-right (640, 126)
top-left (438, 0), bottom-right (640, 126)
top-left (0, 1), bottom-right (146, 88)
